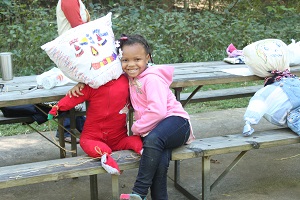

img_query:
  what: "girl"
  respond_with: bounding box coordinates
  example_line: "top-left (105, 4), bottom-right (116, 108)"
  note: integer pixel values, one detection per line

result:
top-left (117, 34), bottom-right (195, 200)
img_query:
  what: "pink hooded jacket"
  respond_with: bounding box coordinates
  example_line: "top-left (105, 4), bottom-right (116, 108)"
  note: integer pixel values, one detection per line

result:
top-left (129, 65), bottom-right (195, 144)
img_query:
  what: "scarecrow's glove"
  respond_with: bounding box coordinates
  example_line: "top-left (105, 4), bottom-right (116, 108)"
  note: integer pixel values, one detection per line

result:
top-left (243, 121), bottom-right (254, 137)
top-left (101, 153), bottom-right (120, 175)
top-left (47, 105), bottom-right (59, 120)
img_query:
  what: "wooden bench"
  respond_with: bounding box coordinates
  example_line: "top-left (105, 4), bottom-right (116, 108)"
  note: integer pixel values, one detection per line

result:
top-left (0, 150), bottom-right (140, 200)
top-left (171, 128), bottom-right (300, 200)
top-left (0, 114), bottom-right (34, 125)
top-left (0, 128), bottom-right (298, 200)
top-left (180, 85), bottom-right (262, 105)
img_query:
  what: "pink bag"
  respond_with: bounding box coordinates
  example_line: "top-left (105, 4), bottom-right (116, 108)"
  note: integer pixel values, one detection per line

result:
top-left (226, 43), bottom-right (243, 58)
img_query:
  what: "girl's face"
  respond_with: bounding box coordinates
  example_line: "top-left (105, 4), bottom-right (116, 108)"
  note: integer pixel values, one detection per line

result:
top-left (121, 43), bottom-right (150, 78)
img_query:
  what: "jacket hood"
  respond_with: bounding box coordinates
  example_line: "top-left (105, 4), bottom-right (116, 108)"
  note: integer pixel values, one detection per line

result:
top-left (137, 65), bottom-right (174, 86)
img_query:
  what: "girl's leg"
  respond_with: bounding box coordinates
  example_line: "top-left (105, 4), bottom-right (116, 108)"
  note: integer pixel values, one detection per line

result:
top-left (132, 116), bottom-right (190, 198)
top-left (150, 149), bottom-right (171, 200)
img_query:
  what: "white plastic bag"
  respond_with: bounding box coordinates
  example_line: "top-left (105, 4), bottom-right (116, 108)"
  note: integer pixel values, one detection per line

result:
top-left (287, 39), bottom-right (300, 66)
top-left (243, 84), bottom-right (291, 126)
top-left (243, 39), bottom-right (290, 77)
top-left (36, 67), bottom-right (75, 89)
top-left (41, 12), bottom-right (122, 89)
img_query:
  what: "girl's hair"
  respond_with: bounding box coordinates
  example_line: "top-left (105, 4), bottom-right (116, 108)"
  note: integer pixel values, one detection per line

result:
top-left (116, 34), bottom-right (154, 63)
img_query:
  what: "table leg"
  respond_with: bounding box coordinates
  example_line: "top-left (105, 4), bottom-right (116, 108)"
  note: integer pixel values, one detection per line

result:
top-left (174, 159), bottom-right (200, 200)
top-left (58, 117), bottom-right (66, 158)
top-left (202, 156), bottom-right (211, 200)
top-left (173, 86), bottom-right (205, 199)
top-left (174, 88), bottom-right (183, 197)
top-left (174, 160), bottom-right (180, 183)
top-left (69, 108), bottom-right (78, 157)
top-left (174, 87), bottom-right (183, 102)
top-left (173, 85), bottom-right (203, 107)
top-left (181, 85), bottom-right (203, 107)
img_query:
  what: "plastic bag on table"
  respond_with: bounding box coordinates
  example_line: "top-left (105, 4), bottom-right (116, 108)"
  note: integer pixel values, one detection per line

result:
top-left (243, 84), bottom-right (292, 136)
top-left (36, 67), bottom-right (75, 89)
top-left (287, 39), bottom-right (300, 66)
top-left (244, 85), bottom-right (291, 126)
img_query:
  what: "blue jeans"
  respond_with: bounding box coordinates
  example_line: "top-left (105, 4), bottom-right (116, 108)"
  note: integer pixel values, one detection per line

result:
top-left (132, 116), bottom-right (190, 200)
top-left (287, 106), bottom-right (300, 136)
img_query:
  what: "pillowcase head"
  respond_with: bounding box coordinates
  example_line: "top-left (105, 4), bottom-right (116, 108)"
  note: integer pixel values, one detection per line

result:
top-left (41, 12), bottom-right (122, 89)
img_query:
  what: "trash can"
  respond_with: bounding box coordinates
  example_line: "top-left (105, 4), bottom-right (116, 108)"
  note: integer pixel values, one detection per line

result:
top-left (0, 52), bottom-right (14, 81)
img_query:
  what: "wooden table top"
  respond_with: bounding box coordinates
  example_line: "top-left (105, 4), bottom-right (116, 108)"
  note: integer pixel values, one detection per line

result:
top-left (0, 75), bottom-right (76, 107)
top-left (1, 61), bottom-right (300, 107)
top-left (164, 61), bottom-right (300, 88)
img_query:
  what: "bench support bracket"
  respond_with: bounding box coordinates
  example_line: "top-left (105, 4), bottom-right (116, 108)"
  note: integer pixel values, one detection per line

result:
top-left (210, 150), bottom-right (247, 191)
top-left (174, 151), bottom-right (248, 200)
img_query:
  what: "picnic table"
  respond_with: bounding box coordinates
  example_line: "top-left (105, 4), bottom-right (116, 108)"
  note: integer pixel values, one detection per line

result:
top-left (1, 61), bottom-right (300, 200)
top-left (1, 61), bottom-right (300, 155)
top-left (3, 61), bottom-right (300, 107)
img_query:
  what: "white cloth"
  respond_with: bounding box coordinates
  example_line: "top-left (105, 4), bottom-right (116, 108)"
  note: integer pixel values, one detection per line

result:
top-left (56, 0), bottom-right (88, 36)
top-left (244, 85), bottom-right (292, 126)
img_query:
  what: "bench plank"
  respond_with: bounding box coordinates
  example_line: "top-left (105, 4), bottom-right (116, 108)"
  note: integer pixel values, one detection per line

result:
top-left (0, 112), bottom-right (34, 125)
top-left (179, 85), bottom-right (262, 103)
top-left (0, 116), bottom-right (34, 125)
top-left (0, 150), bottom-right (140, 189)
top-left (172, 128), bottom-right (300, 160)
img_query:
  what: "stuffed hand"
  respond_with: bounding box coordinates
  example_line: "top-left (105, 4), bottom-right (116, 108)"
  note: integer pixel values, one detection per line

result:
top-left (47, 105), bottom-right (59, 120)
top-left (101, 153), bottom-right (120, 175)
top-left (243, 121), bottom-right (254, 137)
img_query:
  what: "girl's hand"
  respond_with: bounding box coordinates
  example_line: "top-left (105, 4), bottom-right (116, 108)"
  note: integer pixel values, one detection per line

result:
top-left (68, 82), bottom-right (85, 97)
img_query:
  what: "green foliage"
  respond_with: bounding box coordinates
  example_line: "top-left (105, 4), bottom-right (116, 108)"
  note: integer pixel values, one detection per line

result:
top-left (0, 0), bottom-right (57, 75)
top-left (1, 1), bottom-right (300, 75)
top-left (1, 0), bottom-right (300, 135)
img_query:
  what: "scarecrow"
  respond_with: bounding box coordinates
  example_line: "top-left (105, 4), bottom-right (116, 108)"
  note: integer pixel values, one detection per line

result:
top-left (242, 39), bottom-right (300, 136)
top-left (48, 75), bottom-right (143, 175)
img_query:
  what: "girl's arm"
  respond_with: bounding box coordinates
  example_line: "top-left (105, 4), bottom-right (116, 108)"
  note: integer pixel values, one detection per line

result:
top-left (68, 82), bottom-right (85, 98)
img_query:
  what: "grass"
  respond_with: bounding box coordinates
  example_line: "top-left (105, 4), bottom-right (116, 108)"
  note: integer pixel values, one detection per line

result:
top-left (0, 120), bottom-right (58, 137)
top-left (184, 97), bottom-right (251, 114)
top-left (0, 80), bottom-right (263, 137)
